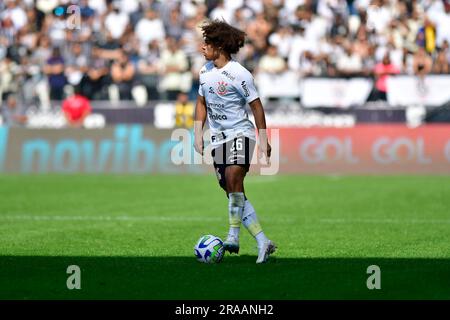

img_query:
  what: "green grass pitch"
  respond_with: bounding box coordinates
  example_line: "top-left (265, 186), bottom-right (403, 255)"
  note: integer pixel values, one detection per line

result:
top-left (0, 174), bottom-right (449, 299)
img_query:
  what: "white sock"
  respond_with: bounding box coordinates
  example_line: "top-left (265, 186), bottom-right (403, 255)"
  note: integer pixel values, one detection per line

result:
top-left (228, 192), bottom-right (245, 239)
top-left (242, 200), bottom-right (268, 247)
top-left (228, 227), bottom-right (240, 239)
top-left (255, 231), bottom-right (269, 249)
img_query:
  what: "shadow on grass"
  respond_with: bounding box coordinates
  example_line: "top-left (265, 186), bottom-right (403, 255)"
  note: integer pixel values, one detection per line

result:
top-left (0, 255), bottom-right (449, 299)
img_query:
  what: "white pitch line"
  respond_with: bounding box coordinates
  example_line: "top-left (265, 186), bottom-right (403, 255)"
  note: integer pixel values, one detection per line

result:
top-left (319, 218), bottom-right (450, 224)
top-left (2, 215), bottom-right (446, 224)
top-left (0, 214), bottom-right (294, 223)
top-left (0, 215), bottom-right (222, 222)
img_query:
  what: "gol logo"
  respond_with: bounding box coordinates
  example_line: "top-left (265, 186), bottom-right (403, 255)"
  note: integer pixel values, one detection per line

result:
top-left (300, 137), bottom-right (359, 164)
top-left (372, 137), bottom-right (432, 164)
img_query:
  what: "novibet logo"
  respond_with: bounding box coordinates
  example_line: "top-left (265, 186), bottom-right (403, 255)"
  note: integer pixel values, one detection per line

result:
top-left (54, 5), bottom-right (81, 30)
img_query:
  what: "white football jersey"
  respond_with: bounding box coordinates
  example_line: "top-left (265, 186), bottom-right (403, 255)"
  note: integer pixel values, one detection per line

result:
top-left (198, 60), bottom-right (259, 147)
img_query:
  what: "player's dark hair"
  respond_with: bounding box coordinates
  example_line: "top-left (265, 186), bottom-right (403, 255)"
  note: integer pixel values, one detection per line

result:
top-left (201, 20), bottom-right (246, 56)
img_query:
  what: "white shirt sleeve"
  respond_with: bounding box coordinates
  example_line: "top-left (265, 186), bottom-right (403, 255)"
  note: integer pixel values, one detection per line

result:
top-left (236, 70), bottom-right (259, 104)
top-left (198, 83), bottom-right (204, 96)
top-left (198, 69), bottom-right (204, 96)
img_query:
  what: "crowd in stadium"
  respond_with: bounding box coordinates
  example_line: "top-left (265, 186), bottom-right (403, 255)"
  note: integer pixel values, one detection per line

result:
top-left (1, 0), bottom-right (450, 113)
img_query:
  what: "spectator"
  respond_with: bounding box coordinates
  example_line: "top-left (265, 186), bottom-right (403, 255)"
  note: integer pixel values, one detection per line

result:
top-left (20, 55), bottom-right (42, 107)
top-left (230, 6), bottom-right (253, 32)
top-left (111, 49), bottom-right (136, 100)
top-left (336, 42), bottom-right (364, 77)
top-left (1, 0), bottom-right (28, 32)
top-left (1, 93), bottom-right (27, 127)
top-left (246, 12), bottom-right (273, 53)
top-left (413, 46), bottom-right (433, 78)
top-left (104, 2), bottom-right (130, 40)
top-left (159, 37), bottom-right (190, 101)
top-left (46, 9), bottom-right (67, 47)
top-left (330, 13), bottom-right (349, 42)
top-left (238, 41), bottom-right (260, 74)
top-left (165, 6), bottom-right (185, 41)
top-left (268, 25), bottom-right (294, 60)
top-left (288, 26), bottom-right (314, 73)
top-left (298, 51), bottom-right (318, 77)
top-left (188, 41), bottom-right (206, 101)
top-left (135, 9), bottom-right (166, 55)
top-left (258, 45), bottom-right (287, 74)
top-left (84, 46), bottom-right (109, 100)
top-left (0, 17), bottom-right (15, 56)
top-left (61, 86), bottom-right (92, 128)
top-left (87, 0), bottom-right (107, 16)
top-left (432, 47), bottom-right (450, 74)
top-left (79, 0), bottom-right (96, 20)
top-left (16, 24), bottom-right (38, 53)
top-left (43, 47), bottom-right (66, 101)
top-left (370, 52), bottom-right (400, 101)
top-left (174, 92), bottom-right (194, 128)
top-left (426, 0), bottom-right (450, 48)
top-left (0, 54), bottom-right (20, 101)
top-left (138, 40), bottom-right (161, 100)
top-left (353, 32), bottom-right (374, 75)
top-left (413, 46), bottom-right (433, 94)
top-left (180, 17), bottom-right (202, 59)
top-left (366, 0), bottom-right (393, 35)
top-left (209, 0), bottom-right (233, 23)
top-left (0, 0), bottom-right (449, 114)
top-left (31, 35), bottom-right (52, 67)
top-left (64, 42), bottom-right (89, 89)
top-left (96, 31), bottom-right (122, 62)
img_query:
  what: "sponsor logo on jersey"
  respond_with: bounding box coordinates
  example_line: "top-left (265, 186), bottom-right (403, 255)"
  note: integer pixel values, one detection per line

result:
top-left (208, 110), bottom-right (228, 120)
top-left (221, 70), bottom-right (235, 81)
top-left (241, 81), bottom-right (250, 97)
top-left (209, 87), bottom-right (215, 94)
top-left (207, 102), bottom-right (225, 109)
top-left (217, 81), bottom-right (228, 96)
top-left (211, 132), bottom-right (227, 143)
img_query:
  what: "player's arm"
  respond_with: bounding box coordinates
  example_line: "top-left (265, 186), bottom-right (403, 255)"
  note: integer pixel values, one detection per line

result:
top-left (194, 94), bottom-right (207, 155)
top-left (249, 98), bottom-right (271, 160)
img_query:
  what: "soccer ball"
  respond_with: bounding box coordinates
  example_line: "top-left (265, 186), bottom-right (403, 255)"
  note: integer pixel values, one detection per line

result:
top-left (194, 235), bottom-right (224, 264)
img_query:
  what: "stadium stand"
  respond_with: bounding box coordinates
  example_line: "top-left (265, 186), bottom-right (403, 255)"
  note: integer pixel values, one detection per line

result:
top-left (1, 0), bottom-right (450, 128)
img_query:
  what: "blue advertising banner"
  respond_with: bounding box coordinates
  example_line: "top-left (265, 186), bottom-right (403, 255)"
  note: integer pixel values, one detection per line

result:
top-left (0, 125), bottom-right (205, 174)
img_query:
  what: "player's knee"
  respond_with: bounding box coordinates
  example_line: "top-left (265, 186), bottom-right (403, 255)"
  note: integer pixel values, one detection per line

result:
top-left (225, 176), bottom-right (241, 192)
top-left (224, 166), bottom-right (245, 192)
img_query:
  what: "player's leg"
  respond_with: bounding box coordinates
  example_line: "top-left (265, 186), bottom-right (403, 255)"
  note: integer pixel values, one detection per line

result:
top-left (222, 137), bottom-right (247, 253)
top-left (212, 143), bottom-right (241, 253)
top-left (237, 137), bottom-right (276, 263)
top-left (223, 164), bottom-right (246, 254)
top-left (242, 198), bottom-right (276, 263)
top-left (215, 136), bottom-right (276, 262)
top-left (225, 164), bottom-right (276, 263)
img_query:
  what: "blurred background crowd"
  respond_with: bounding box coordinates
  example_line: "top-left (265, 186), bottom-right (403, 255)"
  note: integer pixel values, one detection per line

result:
top-left (1, 0), bottom-right (450, 127)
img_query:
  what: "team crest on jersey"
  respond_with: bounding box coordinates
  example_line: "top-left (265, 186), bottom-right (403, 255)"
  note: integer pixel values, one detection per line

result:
top-left (217, 81), bottom-right (228, 96)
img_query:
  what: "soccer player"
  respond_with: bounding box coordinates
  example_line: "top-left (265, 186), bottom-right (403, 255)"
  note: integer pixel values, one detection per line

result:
top-left (194, 20), bottom-right (276, 263)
